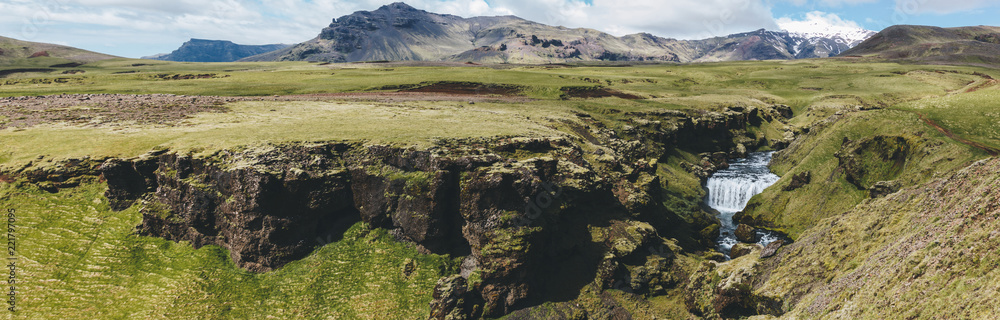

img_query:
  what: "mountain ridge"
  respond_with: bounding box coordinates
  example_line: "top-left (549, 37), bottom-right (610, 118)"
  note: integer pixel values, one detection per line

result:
top-left (145, 39), bottom-right (291, 62)
top-left (241, 2), bottom-right (874, 63)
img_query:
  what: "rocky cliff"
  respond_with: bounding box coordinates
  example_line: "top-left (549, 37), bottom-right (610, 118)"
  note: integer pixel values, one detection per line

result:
top-left (95, 105), bottom-right (793, 318)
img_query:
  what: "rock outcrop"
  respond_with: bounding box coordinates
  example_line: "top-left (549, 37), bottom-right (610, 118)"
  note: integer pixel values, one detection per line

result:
top-left (95, 105), bottom-right (789, 318)
top-left (836, 135), bottom-right (912, 189)
top-left (783, 171), bottom-right (811, 191)
top-left (685, 258), bottom-right (784, 319)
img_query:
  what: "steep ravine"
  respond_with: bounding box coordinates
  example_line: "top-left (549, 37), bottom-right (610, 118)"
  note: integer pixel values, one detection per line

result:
top-left (75, 104), bottom-right (794, 318)
top-left (682, 107), bottom-right (994, 319)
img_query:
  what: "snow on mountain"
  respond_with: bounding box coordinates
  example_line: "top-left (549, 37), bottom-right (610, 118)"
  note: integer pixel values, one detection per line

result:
top-left (776, 11), bottom-right (876, 46)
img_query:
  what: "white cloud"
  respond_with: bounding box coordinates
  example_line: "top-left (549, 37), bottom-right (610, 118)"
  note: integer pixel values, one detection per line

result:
top-left (488, 0), bottom-right (778, 39)
top-left (776, 11), bottom-right (864, 32)
top-left (0, 0), bottom-right (782, 57)
top-left (894, 0), bottom-right (998, 14)
top-left (817, 0), bottom-right (880, 6)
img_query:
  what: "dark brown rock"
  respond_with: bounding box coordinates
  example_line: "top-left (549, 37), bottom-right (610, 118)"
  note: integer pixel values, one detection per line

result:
top-left (503, 301), bottom-right (588, 320)
top-left (774, 104), bottom-right (793, 119)
top-left (783, 171), bottom-right (811, 191)
top-left (458, 164), bottom-right (545, 317)
top-left (118, 145), bottom-right (360, 272)
top-left (869, 180), bottom-right (901, 198)
top-left (9, 157), bottom-right (106, 192)
top-left (735, 224), bottom-right (756, 243)
top-left (731, 143), bottom-right (748, 159)
top-left (99, 156), bottom-right (159, 210)
top-left (429, 275), bottom-right (480, 320)
top-left (760, 240), bottom-right (785, 258)
top-left (729, 243), bottom-right (757, 259)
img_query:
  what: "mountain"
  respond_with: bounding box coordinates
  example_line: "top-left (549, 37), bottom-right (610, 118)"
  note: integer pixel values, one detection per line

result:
top-left (779, 16), bottom-right (875, 48)
top-left (147, 39), bottom-right (291, 62)
top-left (0, 36), bottom-right (116, 65)
top-left (690, 28), bottom-right (872, 62)
top-left (841, 25), bottom-right (1000, 65)
top-left (243, 2), bottom-right (875, 63)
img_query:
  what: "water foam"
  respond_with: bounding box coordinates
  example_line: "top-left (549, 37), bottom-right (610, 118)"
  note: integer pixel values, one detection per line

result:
top-left (705, 152), bottom-right (781, 255)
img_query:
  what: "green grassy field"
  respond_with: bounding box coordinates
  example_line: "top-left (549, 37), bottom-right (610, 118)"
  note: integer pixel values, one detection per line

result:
top-left (3, 57), bottom-right (1000, 318)
top-left (2, 58), bottom-right (998, 170)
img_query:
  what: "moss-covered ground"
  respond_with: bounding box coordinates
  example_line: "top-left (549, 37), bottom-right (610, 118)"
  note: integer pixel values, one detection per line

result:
top-left (0, 180), bottom-right (459, 319)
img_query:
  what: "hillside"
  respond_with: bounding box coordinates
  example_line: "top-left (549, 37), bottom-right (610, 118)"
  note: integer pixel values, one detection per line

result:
top-left (841, 25), bottom-right (1000, 66)
top-left (146, 39), bottom-right (291, 62)
top-left (0, 36), bottom-right (116, 67)
top-left (243, 2), bottom-right (873, 63)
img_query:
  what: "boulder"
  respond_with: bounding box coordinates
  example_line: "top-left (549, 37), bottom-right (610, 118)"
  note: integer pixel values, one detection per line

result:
top-left (732, 143), bottom-right (748, 159)
top-left (869, 180), bottom-right (901, 198)
top-left (735, 224), bottom-right (757, 243)
top-left (760, 240), bottom-right (785, 258)
top-left (730, 243), bottom-right (758, 259)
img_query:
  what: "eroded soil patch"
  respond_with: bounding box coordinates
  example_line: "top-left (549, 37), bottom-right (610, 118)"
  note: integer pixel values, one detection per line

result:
top-left (0, 68), bottom-right (55, 78)
top-left (284, 92), bottom-right (533, 103)
top-left (392, 81), bottom-right (525, 96)
top-left (155, 73), bottom-right (222, 80)
top-left (559, 86), bottom-right (643, 99)
top-left (0, 94), bottom-right (238, 129)
top-left (0, 92), bottom-right (536, 129)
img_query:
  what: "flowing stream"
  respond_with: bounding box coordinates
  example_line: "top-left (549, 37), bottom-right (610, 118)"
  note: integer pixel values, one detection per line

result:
top-left (705, 151), bottom-right (780, 255)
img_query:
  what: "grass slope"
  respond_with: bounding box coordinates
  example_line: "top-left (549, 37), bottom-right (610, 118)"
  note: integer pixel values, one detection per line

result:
top-left (0, 36), bottom-right (116, 66)
top-left (757, 156), bottom-right (1000, 319)
top-left (1, 180), bottom-right (458, 319)
top-left (745, 109), bottom-right (987, 237)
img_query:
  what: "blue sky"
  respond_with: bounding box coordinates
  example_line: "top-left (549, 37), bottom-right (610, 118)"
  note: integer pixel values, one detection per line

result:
top-left (0, 0), bottom-right (996, 58)
top-left (771, 0), bottom-right (999, 32)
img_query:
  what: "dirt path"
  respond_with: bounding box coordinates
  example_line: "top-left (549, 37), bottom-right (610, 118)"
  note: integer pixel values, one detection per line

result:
top-left (964, 79), bottom-right (999, 93)
top-left (911, 111), bottom-right (1000, 156)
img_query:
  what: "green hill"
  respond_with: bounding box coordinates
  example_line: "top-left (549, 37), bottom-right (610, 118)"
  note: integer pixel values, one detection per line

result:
top-left (0, 36), bottom-right (116, 65)
top-left (841, 25), bottom-right (1000, 66)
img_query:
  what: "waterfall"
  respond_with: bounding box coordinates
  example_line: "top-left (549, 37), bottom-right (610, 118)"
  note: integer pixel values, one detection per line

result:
top-left (705, 151), bottom-right (780, 255)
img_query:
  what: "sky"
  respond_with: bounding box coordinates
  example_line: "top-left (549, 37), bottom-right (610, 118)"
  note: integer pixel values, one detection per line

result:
top-left (0, 0), bottom-right (997, 58)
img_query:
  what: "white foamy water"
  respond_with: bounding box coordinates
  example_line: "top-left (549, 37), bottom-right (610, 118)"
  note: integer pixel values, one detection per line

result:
top-left (705, 151), bottom-right (780, 255)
